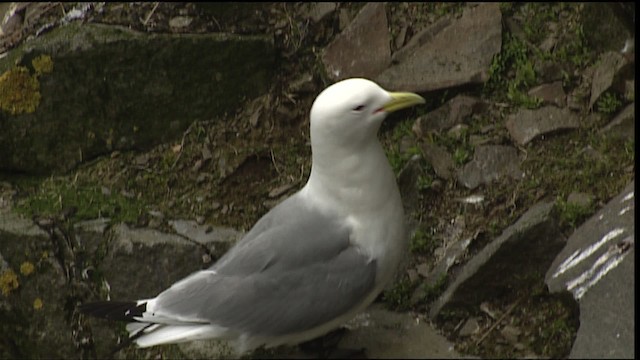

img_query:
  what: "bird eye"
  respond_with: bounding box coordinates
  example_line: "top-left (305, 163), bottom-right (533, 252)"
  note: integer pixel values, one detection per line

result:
top-left (353, 105), bottom-right (366, 111)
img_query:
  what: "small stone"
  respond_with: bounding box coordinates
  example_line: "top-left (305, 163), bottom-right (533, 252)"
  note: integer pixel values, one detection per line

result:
top-left (192, 159), bottom-right (203, 172)
top-left (528, 81), bottom-right (566, 107)
top-left (201, 146), bottom-right (212, 161)
top-left (500, 325), bottom-right (521, 344)
top-left (268, 183), bottom-right (295, 198)
top-left (169, 16), bottom-right (193, 29)
top-left (306, 2), bottom-right (336, 23)
top-left (447, 124), bottom-right (469, 140)
top-left (458, 317), bottom-right (480, 337)
top-left (148, 210), bottom-right (164, 219)
top-left (567, 192), bottom-right (593, 208)
top-left (407, 268), bottom-right (419, 283)
top-left (416, 263), bottom-right (430, 278)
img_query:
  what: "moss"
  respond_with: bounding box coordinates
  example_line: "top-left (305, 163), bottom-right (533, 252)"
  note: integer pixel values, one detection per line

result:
top-left (14, 176), bottom-right (145, 224)
top-left (596, 91), bottom-right (623, 115)
top-left (32, 55), bottom-right (54, 76)
top-left (382, 276), bottom-right (417, 311)
top-left (0, 67), bottom-right (41, 115)
top-left (33, 298), bottom-right (44, 310)
top-left (0, 269), bottom-right (19, 296)
top-left (19, 262), bottom-right (35, 276)
top-left (410, 228), bottom-right (436, 254)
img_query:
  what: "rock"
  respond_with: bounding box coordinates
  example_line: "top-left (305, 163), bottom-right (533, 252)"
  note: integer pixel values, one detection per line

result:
top-left (528, 81), bottom-right (566, 107)
top-left (268, 183), bottom-right (296, 198)
top-left (421, 142), bottom-right (455, 180)
top-left (169, 16), bottom-right (193, 29)
top-left (376, 3), bottom-right (502, 92)
top-left (338, 304), bottom-right (461, 358)
top-left (567, 192), bottom-right (593, 208)
top-left (0, 209), bottom-right (48, 237)
top-left (413, 95), bottom-right (482, 136)
top-left (168, 219), bottom-right (241, 246)
top-left (0, 23), bottom-right (274, 174)
top-left (392, 16), bottom-right (452, 64)
top-left (430, 201), bottom-right (565, 318)
top-left (581, 3), bottom-right (634, 54)
top-left (0, 210), bottom-right (80, 358)
top-left (457, 145), bottom-right (524, 190)
top-left (599, 103), bottom-right (634, 141)
top-left (589, 51), bottom-right (629, 109)
top-left (534, 60), bottom-right (566, 83)
top-left (322, 3), bottom-right (390, 81)
top-left (458, 317), bottom-right (480, 337)
top-left (546, 181), bottom-right (634, 359)
top-left (506, 106), bottom-right (580, 146)
top-left (447, 124), bottom-right (469, 140)
top-left (73, 218), bottom-right (111, 234)
top-left (501, 325), bottom-right (522, 344)
top-left (305, 2), bottom-right (337, 23)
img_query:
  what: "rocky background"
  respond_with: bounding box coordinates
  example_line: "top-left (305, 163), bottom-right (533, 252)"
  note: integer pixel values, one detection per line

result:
top-left (0, 2), bottom-right (635, 359)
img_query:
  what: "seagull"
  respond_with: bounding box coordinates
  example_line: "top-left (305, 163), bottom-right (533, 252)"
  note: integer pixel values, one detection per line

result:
top-left (80, 78), bottom-right (425, 354)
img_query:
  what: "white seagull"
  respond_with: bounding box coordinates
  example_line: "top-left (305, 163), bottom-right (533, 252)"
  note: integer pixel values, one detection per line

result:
top-left (80, 78), bottom-right (425, 354)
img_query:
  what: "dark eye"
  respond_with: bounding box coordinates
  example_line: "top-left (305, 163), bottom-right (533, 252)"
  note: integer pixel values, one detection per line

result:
top-left (353, 105), bottom-right (366, 111)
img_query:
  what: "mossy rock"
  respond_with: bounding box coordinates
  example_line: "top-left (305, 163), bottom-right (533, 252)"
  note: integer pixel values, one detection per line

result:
top-left (0, 23), bottom-right (275, 174)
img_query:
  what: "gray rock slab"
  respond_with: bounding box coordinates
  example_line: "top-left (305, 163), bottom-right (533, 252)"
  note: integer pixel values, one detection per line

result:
top-left (376, 3), bottom-right (501, 92)
top-left (304, 2), bottom-right (337, 23)
top-left (421, 142), bottom-right (455, 180)
top-left (0, 23), bottom-right (274, 174)
top-left (506, 106), bottom-right (580, 146)
top-left (600, 103), bottom-right (635, 141)
top-left (0, 209), bottom-right (48, 237)
top-left (589, 51), bottom-right (629, 109)
top-left (546, 181), bottom-right (634, 359)
top-left (412, 95), bottom-right (482, 137)
top-left (103, 223), bottom-right (211, 300)
top-left (528, 81), bottom-right (566, 107)
top-left (322, 3), bottom-right (390, 81)
top-left (338, 304), bottom-right (460, 359)
top-left (168, 219), bottom-right (241, 246)
top-left (457, 145), bottom-right (524, 190)
top-left (430, 201), bottom-right (565, 318)
top-left (0, 217), bottom-right (78, 358)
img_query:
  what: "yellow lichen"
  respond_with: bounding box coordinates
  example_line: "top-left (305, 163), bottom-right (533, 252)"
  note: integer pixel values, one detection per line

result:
top-left (33, 297), bottom-right (44, 310)
top-left (0, 269), bottom-right (19, 296)
top-left (0, 67), bottom-right (41, 115)
top-left (32, 54), bottom-right (54, 76)
top-left (20, 261), bottom-right (35, 276)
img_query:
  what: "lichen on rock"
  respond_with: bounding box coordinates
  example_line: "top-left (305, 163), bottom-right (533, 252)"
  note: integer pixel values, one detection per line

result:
top-left (0, 66), bottom-right (41, 115)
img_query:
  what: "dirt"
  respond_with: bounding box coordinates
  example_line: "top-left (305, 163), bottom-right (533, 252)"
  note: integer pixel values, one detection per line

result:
top-left (2, 2), bottom-right (634, 359)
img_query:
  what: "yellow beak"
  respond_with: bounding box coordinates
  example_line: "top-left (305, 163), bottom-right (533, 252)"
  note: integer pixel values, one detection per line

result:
top-left (381, 92), bottom-right (426, 113)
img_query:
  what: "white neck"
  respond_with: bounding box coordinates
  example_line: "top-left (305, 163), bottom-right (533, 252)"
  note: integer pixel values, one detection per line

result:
top-left (302, 139), bottom-right (401, 215)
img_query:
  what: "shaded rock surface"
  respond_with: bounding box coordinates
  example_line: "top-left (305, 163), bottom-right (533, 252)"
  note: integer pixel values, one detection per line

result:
top-left (413, 95), bottom-right (483, 136)
top-left (528, 81), bottom-right (566, 107)
top-left (506, 106), bottom-right (580, 146)
top-left (376, 3), bottom-right (502, 92)
top-left (457, 145), bottom-right (524, 190)
top-left (600, 103), bottom-right (635, 141)
top-left (589, 51), bottom-right (630, 109)
top-left (338, 304), bottom-right (460, 359)
top-left (0, 23), bottom-right (274, 174)
top-left (546, 181), bottom-right (634, 359)
top-left (322, 3), bottom-right (390, 81)
top-left (430, 201), bottom-right (566, 318)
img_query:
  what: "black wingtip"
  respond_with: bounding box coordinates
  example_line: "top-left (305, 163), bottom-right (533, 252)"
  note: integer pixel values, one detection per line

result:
top-left (78, 300), bottom-right (146, 321)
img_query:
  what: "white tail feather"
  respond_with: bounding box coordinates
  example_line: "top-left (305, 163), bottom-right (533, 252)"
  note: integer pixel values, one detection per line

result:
top-left (130, 324), bottom-right (229, 348)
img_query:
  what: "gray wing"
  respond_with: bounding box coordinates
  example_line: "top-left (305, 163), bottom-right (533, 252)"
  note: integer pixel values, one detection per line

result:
top-left (153, 194), bottom-right (377, 336)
